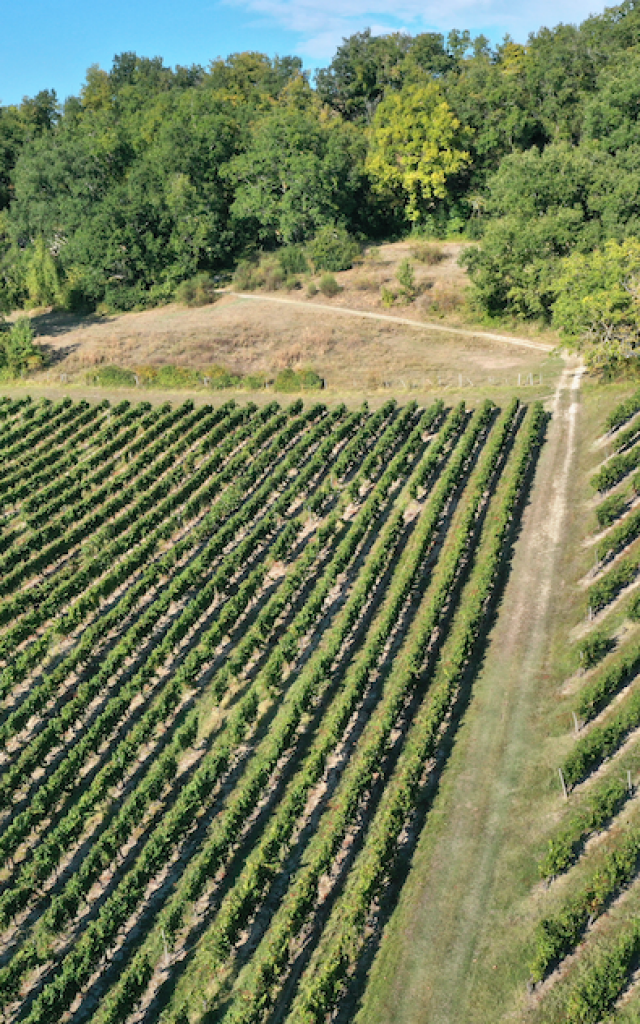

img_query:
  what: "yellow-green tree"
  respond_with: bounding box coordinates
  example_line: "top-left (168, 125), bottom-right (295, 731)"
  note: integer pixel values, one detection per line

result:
top-left (365, 82), bottom-right (470, 222)
top-left (552, 239), bottom-right (640, 371)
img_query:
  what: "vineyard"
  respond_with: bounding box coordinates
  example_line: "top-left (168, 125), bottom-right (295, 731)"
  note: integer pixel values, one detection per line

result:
top-left (0, 392), bottom-right (546, 1024)
top-left (529, 387), bottom-right (640, 1024)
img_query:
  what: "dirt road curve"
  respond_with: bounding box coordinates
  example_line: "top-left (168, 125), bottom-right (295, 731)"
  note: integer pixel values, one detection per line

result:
top-left (357, 361), bottom-right (583, 1024)
top-left (225, 291), bottom-right (555, 354)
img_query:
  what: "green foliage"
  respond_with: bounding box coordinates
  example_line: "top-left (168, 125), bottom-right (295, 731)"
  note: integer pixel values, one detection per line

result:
top-left (278, 244), bottom-right (308, 275)
top-left (538, 777), bottom-right (628, 879)
top-left (380, 285), bottom-right (396, 308)
top-left (366, 82), bottom-right (471, 224)
top-left (24, 237), bottom-right (62, 308)
top-left (565, 923), bottom-right (640, 1024)
top-left (563, 684), bottom-right (640, 787)
top-left (588, 549), bottom-right (640, 613)
top-left (174, 273), bottom-right (218, 307)
top-left (228, 109), bottom-right (365, 245)
top-left (2, 8), bottom-right (640, 317)
top-left (274, 367), bottom-right (323, 391)
top-left (577, 629), bottom-right (613, 671)
top-left (0, 316), bottom-right (43, 376)
top-left (552, 239), bottom-right (640, 370)
top-left (531, 828), bottom-right (640, 983)
top-left (595, 492), bottom-right (627, 528)
top-left (88, 365), bottom-right (138, 388)
top-left (576, 641), bottom-right (640, 722)
top-left (597, 505), bottom-right (640, 561)
top-left (318, 273), bottom-right (340, 297)
top-left (307, 224), bottom-right (359, 272)
top-left (396, 257), bottom-right (416, 299)
top-left (607, 389), bottom-right (640, 432)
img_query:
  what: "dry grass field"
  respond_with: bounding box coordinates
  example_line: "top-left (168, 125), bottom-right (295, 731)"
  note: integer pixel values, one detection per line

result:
top-left (12, 241), bottom-right (559, 404)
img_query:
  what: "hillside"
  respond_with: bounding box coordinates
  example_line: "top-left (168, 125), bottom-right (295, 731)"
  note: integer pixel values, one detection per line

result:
top-left (0, 387), bottom-right (549, 1024)
top-left (6, 241), bottom-right (557, 406)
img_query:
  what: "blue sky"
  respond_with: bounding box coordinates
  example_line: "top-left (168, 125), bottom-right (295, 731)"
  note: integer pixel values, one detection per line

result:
top-left (2, 0), bottom-right (611, 107)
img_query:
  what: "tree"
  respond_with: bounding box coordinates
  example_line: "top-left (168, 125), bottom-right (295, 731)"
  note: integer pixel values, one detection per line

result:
top-left (1, 316), bottom-right (42, 375)
top-left (205, 52), bottom-right (303, 108)
top-left (582, 47), bottom-right (640, 151)
top-left (460, 141), bottom-right (621, 319)
top-left (365, 82), bottom-right (470, 223)
top-left (227, 108), bottom-right (365, 244)
top-left (25, 236), bottom-right (61, 307)
top-left (552, 239), bottom-right (640, 370)
top-left (315, 30), bottom-right (412, 121)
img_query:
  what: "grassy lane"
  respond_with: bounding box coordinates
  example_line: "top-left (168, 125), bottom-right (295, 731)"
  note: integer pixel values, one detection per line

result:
top-left (356, 361), bottom-right (585, 1024)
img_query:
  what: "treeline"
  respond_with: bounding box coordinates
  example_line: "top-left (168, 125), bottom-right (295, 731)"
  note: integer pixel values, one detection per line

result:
top-left (2, 2), bottom-right (640, 365)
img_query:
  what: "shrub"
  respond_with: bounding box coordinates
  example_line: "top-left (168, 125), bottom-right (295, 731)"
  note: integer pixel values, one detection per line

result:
top-left (233, 259), bottom-right (260, 291)
top-left (319, 273), bottom-right (340, 297)
top-left (174, 273), bottom-right (218, 307)
top-left (154, 365), bottom-right (203, 389)
top-left (2, 317), bottom-right (43, 376)
top-left (297, 368), bottom-right (323, 389)
top-left (89, 365), bottom-right (137, 388)
top-left (262, 264), bottom-right (285, 291)
top-left (410, 241), bottom-right (445, 264)
top-left (307, 281), bottom-right (318, 297)
top-left (307, 224), bottom-right (360, 272)
top-left (274, 367), bottom-right (323, 392)
top-left (396, 258), bottom-right (416, 300)
top-left (576, 628), bottom-right (614, 670)
top-left (278, 245), bottom-right (309, 275)
top-left (596, 493), bottom-right (627, 528)
top-left (429, 280), bottom-right (464, 314)
top-left (200, 364), bottom-right (241, 389)
top-left (380, 285), bottom-right (396, 308)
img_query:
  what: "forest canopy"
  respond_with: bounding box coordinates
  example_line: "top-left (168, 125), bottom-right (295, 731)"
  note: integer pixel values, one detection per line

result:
top-left (3, 1), bottom-right (640, 366)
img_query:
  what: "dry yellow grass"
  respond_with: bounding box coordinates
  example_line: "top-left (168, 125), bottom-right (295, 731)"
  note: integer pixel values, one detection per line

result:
top-left (17, 241), bottom-right (560, 402)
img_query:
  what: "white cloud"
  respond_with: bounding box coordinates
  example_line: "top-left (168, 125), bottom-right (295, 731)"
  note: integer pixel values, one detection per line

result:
top-left (226, 0), bottom-right (610, 60)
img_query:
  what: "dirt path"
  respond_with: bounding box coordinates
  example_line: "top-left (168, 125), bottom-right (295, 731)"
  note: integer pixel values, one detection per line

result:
top-left (224, 292), bottom-right (555, 353)
top-left (356, 360), bottom-right (583, 1024)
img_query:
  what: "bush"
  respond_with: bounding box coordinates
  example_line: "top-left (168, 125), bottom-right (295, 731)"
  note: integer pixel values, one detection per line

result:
top-left (233, 259), bottom-right (261, 291)
top-left (429, 280), bottom-right (464, 314)
top-left (2, 317), bottom-right (43, 376)
top-left (307, 281), bottom-right (318, 297)
top-left (89, 365), bottom-right (138, 388)
top-left (596, 493), bottom-right (628, 528)
top-left (307, 224), bottom-right (360, 272)
top-left (174, 273), bottom-right (218, 307)
top-left (274, 367), bottom-right (323, 392)
top-left (396, 258), bottom-right (416, 300)
top-left (278, 245), bottom-right (309, 275)
top-left (262, 264), bottom-right (285, 291)
top-left (154, 365), bottom-right (204, 389)
top-left (410, 241), bottom-right (445, 264)
top-left (206, 365), bottom-right (243, 389)
top-left (319, 273), bottom-right (340, 297)
top-left (576, 628), bottom-right (614, 670)
top-left (380, 285), bottom-right (396, 308)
